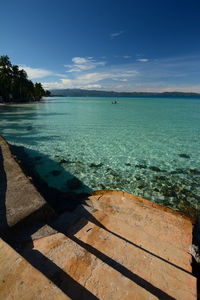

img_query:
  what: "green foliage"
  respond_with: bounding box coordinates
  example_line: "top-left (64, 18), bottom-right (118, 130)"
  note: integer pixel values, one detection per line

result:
top-left (0, 55), bottom-right (50, 102)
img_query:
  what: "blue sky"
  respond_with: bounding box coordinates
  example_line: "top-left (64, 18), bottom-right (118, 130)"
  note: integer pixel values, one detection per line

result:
top-left (1, 0), bottom-right (200, 92)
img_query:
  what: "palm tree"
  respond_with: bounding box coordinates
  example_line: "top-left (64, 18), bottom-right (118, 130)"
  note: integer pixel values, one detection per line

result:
top-left (0, 55), bottom-right (12, 102)
top-left (34, 82), bottom-right (46, 101)
top-left (11, 65), bottom-right (20, 100)
top-left (0, 55), bottom-right (49, 102)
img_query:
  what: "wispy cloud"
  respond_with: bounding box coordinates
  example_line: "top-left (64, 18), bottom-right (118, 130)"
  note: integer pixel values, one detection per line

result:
top-left (114, 55), bottom-right (132, 59)
top-left (136, 58), bottom-right (149, 62)
top-left (42, 68), bottom-right (138, 90)
top-left (110, 30), bottom-right (125, 39)
top-left (19, 65), bottom-right (55, 79)
top-left (64, 57), bottom-right (106, 72)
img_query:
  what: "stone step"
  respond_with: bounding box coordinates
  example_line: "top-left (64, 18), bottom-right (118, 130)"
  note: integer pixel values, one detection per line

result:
top-left (32, 232), bottom-right (160, 299)
top-left (32, 215), bottom-right (196, 300)
top-left (74, 206), bottom-right (193, 273)
top-left (85, 190), bottom-right (195, 253)
top-left (71, 217), bottom-right (196, 299)
top-left (0, 238), bottom-right (69, 300)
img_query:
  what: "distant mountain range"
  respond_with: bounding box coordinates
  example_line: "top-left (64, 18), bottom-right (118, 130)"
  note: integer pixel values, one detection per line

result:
top-left (50, 89), bottom-right (200, 98)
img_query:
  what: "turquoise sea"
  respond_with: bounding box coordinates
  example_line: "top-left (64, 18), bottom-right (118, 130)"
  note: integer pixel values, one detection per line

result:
top-left (1, 97), bottom-right (200, 213)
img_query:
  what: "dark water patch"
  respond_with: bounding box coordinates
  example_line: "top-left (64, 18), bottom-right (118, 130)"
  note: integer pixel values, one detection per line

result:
top-left (67, 178), bottom-right (82, 190)
top-left (34, 156), bottom-right (42, 161)
top-left (10, 144), bottom-right (92, 214)
top-left (50, 170), bottom-right (62, 176)
top-left (178, 153), bottom-right (190, 159)
top-left (3, 135), bottom-right (61, 148)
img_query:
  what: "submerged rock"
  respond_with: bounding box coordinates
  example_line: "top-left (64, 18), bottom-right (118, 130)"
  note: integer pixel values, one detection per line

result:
top-left (100, 184), bottom-right (106, 189)
top-left (161, 186), bottom-right (177, 197)
top-left (125, 163), bottom-right (131, 166)
top-left (135, 164), bottom-right (147, 169)
top-left (149, 166), bottom-right (162, 172)
top-left (155, 175), bottom-right (166, 181)
top-left (89, 162), bottom-right (103, 168)
top-left (59, 159), bottom-right (68, 164)
top-left (189, 169), bottom-right (200, 175)
top-left (179, 153), bottom-right (190, 159)
top-left (170, 168), bottom-right (187, 174)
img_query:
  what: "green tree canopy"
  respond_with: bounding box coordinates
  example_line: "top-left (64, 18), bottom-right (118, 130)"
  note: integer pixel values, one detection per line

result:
top-left (0, 55), bottom-right (50, 102)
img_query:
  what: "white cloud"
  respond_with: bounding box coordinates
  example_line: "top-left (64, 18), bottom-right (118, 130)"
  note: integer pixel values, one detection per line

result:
top-left (72, 57), bottom-right (89, 64)
top-left (42, 68), bottom-right (138, 90)
top-left (65, 57), bottom-right (106, 73)
top-left (137, 58), bottom-right (149, 62)
top-left (76, 70), bottom-right (137, 84)
top-left (19, 65), bottom-right (54, 79)
top-left (110, 30), bottom-right (124, 39)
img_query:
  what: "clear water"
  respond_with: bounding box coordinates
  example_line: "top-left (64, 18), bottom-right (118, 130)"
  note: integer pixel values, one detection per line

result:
top-left (1, 97), bottom-right (200, 213)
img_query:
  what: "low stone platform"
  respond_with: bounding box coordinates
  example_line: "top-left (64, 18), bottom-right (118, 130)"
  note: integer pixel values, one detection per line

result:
top-left (0, 136), bottom-right (55, 230)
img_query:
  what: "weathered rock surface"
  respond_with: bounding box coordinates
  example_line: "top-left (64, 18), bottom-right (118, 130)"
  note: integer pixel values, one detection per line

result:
top-left (0, 136), bottom-right (55, 229)
top-left (0, 238), bottom-right (68, 300)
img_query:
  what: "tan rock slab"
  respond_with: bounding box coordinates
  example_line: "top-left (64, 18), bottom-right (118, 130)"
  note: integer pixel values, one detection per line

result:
top-left (87, 190), bottom-right (195, 252)
top-left (0, 238), bottom-right (68, 300)
top-left (33, 232), bottom-right (159, 300)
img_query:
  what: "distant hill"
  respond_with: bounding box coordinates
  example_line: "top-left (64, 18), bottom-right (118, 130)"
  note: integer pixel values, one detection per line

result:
top-left (50, 88), bottom-right (200, 98)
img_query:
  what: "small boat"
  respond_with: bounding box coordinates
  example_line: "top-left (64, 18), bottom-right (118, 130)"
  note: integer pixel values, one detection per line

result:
top-left (112, 100), bottom-right (118, 104)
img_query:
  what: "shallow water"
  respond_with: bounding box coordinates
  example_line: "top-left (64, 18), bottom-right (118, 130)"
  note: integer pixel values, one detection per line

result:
top-left (1, 97), bottom-right (200, 213)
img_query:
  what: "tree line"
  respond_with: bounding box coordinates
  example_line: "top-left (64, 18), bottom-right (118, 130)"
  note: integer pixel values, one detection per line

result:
top-left (0, 55), bottom-right (50, 103)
